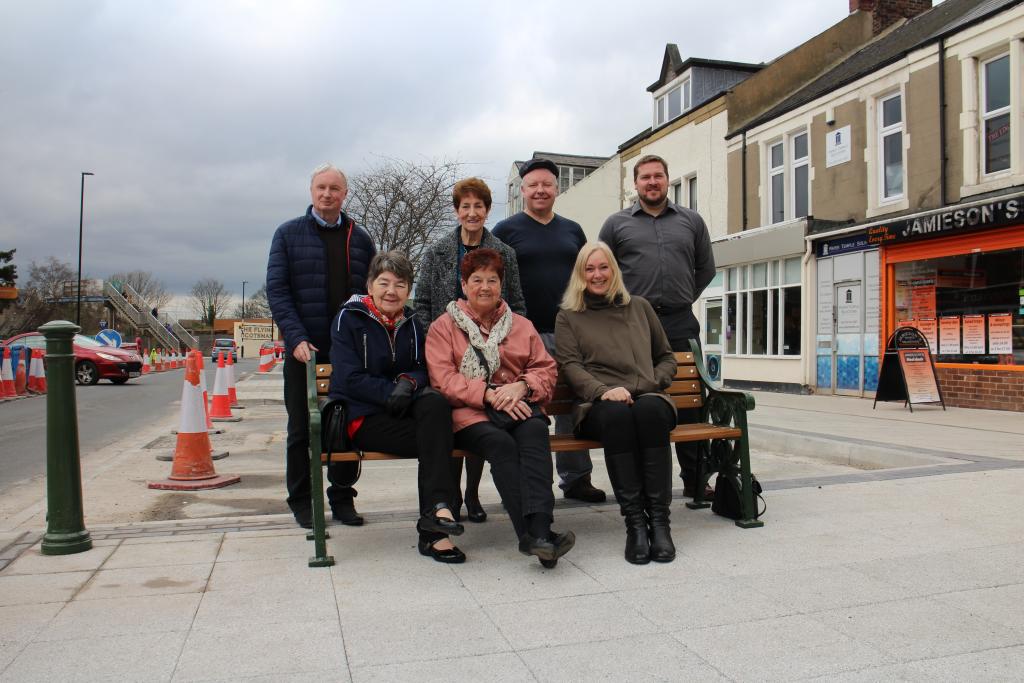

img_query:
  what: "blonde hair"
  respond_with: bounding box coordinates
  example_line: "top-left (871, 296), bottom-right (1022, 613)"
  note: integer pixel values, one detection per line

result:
top-left (561, 241), bottom-right (630, 313)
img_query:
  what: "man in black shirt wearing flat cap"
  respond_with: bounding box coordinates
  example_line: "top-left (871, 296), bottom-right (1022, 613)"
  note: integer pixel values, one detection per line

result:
top-left (493, 158), bottom-right (606, 504)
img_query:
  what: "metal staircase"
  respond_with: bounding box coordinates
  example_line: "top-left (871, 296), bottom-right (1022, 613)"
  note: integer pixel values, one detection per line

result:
top-left (103, 282), bottom-right (196, 350)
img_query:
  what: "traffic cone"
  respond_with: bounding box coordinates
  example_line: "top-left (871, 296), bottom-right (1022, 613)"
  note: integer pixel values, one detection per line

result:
top-left (154, 349), bottom-right (164, 372)
top-left (14, 348), bottom-right (27, 395)
top-left (174, 350), bottom-right (182, 369)
top-left (258, 345), bottom-right (275, 373)
top-left (225, 352), bottom-right (242, 408)
top-left (147, 353), bottom-right (239, 491)
top-left (0, 348), bottom-right (15, 398)
top-left (141, 349), bottom-right (151, 374)
top-left (29, 349), bottom-right (46, 394)
top-left (209, 352), bottom-right (241, 421)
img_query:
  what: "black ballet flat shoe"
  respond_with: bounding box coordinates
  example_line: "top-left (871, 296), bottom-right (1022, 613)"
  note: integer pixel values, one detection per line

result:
top-left (465, 498), bottom-right (487, 523)
top-left (418, 503), bottom-right (465, 536)
top-left (418, 538), bottom-right (466, 564)
top-left (518, 530), bottom-right (576, 563)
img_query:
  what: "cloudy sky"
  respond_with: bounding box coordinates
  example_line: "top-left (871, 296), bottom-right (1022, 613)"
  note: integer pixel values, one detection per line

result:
top-left (2, 1), bottom-right (874, 317)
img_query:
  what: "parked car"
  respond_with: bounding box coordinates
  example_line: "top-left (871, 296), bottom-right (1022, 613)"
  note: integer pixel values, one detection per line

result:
top-left (210, 338), bottom-right (238, 363)
top-left (2, 332), bottom-right (143, 385)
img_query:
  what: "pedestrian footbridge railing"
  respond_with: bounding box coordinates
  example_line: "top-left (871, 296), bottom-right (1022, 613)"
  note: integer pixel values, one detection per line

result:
top-left (103, 281), bottom-right (186, 351)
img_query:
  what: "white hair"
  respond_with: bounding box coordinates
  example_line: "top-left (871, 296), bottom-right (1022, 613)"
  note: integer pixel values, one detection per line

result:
top-left (310, 163), bottom-right (347, 188)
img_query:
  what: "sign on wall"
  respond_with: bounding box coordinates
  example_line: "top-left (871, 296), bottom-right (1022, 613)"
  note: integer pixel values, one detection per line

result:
top-left (825, 125), bottom-right (852, 168)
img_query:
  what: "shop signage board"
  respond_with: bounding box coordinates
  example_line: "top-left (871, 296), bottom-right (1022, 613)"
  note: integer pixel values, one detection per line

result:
top-left (817, 233), bottom-right (871, 257)
top-left (939, 316), bottom-right (961, 354)
top-left (988, 313), bottom-right (1013, 354)
top-left (962, 314), bottom-right (986, 354)
top-left (825, 126), bottom-right (852, 168)
top-left (867, 195), bottom-right (1022, 246)
top-left (874, 326), bottom-right (945, 412)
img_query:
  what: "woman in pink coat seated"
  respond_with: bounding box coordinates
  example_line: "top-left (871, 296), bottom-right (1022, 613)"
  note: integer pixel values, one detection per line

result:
top-left (426, 248), bottom-right (575, 567)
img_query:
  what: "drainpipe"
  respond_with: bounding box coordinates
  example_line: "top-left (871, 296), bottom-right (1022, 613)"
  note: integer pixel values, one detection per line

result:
top-left (938, 36), bottom-right (948, 207)
top-left (801, 230), bottom-right (815, 392)
top-left (741, 130), bottom-right (748, 230)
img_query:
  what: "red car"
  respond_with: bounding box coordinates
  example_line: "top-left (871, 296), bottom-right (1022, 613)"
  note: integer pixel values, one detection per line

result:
top-left (2, 332), bottom-right (144, 385)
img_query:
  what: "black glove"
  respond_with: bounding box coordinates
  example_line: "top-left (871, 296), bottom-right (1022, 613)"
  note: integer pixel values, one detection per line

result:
top-left (385, 377), bottom-right (415, 417)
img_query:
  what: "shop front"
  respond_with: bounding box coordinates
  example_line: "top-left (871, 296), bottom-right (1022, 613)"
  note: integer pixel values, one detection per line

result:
top-left (871, 195), bottom-right (1024, 411)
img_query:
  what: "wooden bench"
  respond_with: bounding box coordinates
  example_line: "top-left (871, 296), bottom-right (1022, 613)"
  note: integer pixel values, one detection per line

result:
top-left (304, 340), bottom-right (761, 567)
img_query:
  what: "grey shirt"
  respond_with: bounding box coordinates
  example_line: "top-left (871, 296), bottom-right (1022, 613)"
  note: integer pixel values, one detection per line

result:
top-left (599, 201), bottom-right (715, 310)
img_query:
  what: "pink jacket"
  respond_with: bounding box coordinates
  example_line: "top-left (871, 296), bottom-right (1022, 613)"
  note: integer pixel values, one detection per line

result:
top-left (425, 299), bottom-right (557, 432)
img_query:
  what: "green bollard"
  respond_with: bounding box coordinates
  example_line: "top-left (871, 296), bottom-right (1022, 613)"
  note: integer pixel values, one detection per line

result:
top-left (39, 320), bottom-right (93, 555)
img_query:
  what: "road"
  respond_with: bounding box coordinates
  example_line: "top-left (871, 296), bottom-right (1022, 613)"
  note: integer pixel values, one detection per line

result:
top-left (0, 359), bottom-right (259, 491)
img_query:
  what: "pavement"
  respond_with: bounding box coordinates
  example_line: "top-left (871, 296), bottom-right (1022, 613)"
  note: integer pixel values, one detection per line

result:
top-left (1, 366), bottom-right (1023, 681)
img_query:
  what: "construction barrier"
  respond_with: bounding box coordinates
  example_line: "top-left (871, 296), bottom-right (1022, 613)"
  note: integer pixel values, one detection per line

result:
top-left (12, 346), bottom-right (28, 395)
top-left (147, 353), bottom-right (239, 491)
top-left (258, 346), bottom-right (275, 373)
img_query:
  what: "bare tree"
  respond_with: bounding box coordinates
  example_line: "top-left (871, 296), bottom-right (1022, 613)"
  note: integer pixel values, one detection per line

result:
top-left (0, 257), bottom-right (102, 335)
top-left (189, 278), bottom-right (230, 325)
top-left (107, 270), bottom-right (172, 310)
top-left (345, 156), bottom-right (463, 270)
top-left (229, 283), bottom-right (270, 318)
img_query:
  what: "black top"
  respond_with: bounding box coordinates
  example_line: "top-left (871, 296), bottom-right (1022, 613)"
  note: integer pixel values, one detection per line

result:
top-left (316, 224), bottom-right (349, 324)
top-left (493, 212), bottom-right (586, 333)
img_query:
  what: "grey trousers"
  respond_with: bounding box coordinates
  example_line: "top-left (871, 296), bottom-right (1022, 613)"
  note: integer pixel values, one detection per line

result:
top-left (540, 331), bottom-right (593, 489)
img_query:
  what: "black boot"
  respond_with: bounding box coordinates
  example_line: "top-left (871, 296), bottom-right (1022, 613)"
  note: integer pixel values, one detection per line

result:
top-left (642, 446), bottom-right (676, 563)
top-left (331, 496), bottom-right (364, 526)
top-left (604, 451), bottom-right (650, 565)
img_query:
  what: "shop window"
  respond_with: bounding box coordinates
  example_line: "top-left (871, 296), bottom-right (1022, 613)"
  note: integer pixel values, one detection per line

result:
top-left (982, 54), bottom-right (1011, 175)
top-left (724, 258), bottom-right (801, 356)
top-left (878, 93), bottom-right (904, 200)
top-left (893, 246), bottom-right (1023, 364)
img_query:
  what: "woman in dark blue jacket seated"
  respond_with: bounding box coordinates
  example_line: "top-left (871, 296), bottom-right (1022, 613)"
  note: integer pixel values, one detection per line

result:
top-left (329, 251), bottom-right (466, 563)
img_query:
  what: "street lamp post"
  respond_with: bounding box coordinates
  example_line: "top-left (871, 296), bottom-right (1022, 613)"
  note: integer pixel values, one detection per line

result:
top-left (241, 280), bottom-right (248, 321)
top-left (76, 172), bottom-right (94, 326)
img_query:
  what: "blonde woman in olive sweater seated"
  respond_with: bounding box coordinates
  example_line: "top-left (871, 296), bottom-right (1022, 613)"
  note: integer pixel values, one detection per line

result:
top-left (554, 242), bottom-right (678, 564)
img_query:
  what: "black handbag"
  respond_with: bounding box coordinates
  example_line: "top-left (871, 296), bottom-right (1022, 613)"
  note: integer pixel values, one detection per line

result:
top-left (320, 399), bottom-right (351, 453)
top-left (711, 471), bottom-right (765, 520)
top-left (471, 344), bottom-right (549, 430)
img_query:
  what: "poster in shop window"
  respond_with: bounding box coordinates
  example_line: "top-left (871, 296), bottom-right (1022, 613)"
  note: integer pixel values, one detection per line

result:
top-left (988, 313), bottom-right (1013, 354)
top-left (910, 282), bottom-right (936, 319)
top-left (939, 316), bottom-right (961, 355)
top-left (916, 318), bottom-right (938, 353)
top-left (962, 315), bottom-right (986, 354)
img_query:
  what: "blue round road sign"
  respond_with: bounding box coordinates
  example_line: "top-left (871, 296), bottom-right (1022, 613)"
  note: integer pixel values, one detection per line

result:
top-left (96, 329), bottom-right (123, 347)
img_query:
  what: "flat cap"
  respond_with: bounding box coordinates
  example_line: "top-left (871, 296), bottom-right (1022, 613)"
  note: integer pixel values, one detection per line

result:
top-left (519, 158), bottom-right (559, 178)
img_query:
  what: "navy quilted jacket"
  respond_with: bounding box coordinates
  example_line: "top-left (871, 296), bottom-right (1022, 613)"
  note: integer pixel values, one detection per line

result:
top-left (327, 296), bottom-right (428, 420)
top-left (266, 206), bottom-right (376, 355)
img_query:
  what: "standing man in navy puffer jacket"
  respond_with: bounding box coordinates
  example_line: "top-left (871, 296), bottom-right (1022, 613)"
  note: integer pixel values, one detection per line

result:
top-left (267, 163), bottom-right (377, 529)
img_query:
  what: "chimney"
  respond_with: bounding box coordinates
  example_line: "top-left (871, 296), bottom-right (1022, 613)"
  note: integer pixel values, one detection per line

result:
top-left (850, 0), bottom-right (933, 34)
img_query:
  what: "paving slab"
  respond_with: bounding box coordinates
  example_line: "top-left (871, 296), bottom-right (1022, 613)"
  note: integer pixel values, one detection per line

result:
top-left (351, 652), bottom-right (530, 683)
top-left (35, 593), bottom-right (201, 641)
top-left (75, 563), bottom-right (212, 600)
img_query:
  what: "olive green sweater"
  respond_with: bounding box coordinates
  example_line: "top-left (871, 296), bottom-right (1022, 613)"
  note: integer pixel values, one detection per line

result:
top-left (554, 293), bottom-right (676, 427)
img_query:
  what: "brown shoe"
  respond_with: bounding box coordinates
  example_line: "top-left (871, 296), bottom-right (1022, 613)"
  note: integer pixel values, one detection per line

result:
top-left (563, 476), bottom-right (606, 503)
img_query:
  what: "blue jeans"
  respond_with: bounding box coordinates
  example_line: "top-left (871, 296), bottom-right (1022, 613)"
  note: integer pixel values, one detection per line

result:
top-left (540, 332), bottom-right (594, 490)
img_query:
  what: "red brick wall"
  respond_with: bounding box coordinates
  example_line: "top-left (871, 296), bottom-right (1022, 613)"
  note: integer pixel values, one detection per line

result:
top-left (849, 0), bottom-right (933, 34)
top-left (936, 367), bottom-right (1024, 412)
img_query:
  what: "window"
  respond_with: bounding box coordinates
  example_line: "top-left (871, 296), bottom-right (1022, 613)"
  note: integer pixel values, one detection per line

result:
top-left (769, 142), bottom-right (784, 224)
top-left (791, 132), bottom-right (809, 217)
top-left (670, 180), bottom-right (682, 205)
top-left (723, 257), bottom-right (802, 356)
top-left (982, 54), bottom-right (1010, 175)
top-left (654, 79), bottom-right (691, 127)
top-left (557, 165), bottom-right (589, 193)
top-left (878, 93), bottom-right (904, 200)
top-left (687, 175), bottom-right (698, 211)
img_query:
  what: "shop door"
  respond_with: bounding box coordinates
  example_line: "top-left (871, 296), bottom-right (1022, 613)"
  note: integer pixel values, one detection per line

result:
top-left (833, 281), bottom-right (863, 395)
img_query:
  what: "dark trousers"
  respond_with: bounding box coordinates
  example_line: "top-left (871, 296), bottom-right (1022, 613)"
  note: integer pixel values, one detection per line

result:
top-left (283, 355), bottom-right (358, 514)
top-left (454, 417), bottom-right (555, 540)
top-left (352, 391), bottom-right (457, 543)
top-left (579, 396), bottom-right (676, 455)
top-left (657, 308), bottom-right (702, 485)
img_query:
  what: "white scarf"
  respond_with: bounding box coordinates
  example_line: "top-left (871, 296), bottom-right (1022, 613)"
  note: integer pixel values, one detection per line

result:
top-left (446, 300), bottom-right (513, 381)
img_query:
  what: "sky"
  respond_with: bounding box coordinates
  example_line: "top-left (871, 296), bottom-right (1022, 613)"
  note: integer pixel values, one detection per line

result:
top-left (1, 0), bottom-right (876, 319)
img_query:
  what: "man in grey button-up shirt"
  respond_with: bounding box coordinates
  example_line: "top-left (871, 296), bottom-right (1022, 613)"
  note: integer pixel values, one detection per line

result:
top-left (599, 154), bottom-right (715, 497)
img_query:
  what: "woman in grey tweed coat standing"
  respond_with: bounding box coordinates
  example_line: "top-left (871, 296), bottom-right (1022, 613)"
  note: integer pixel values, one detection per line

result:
top-left (414, 177), bottom-right (526, 524)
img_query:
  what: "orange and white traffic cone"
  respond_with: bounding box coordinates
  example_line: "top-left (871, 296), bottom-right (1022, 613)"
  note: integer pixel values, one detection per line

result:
top-left (174, 351), bottom-right (182, 369)
top-left (209, 352), bottom-right (241, 421)
top-left (29, 349), bottom-right (46, 394)
top-left (258, 345), bottom-right (275, 373)
top-left (154, 349), bottom-right (163, 372)
top-left (225, 352), bottom-right (243, 408)
top-left (141, 349), bottom-right (151, 374)
top-left (0, 348), bottom-right (15, 398)
top-left (14, 348), bottom-right (28, 396)
top-left (168, 350), bottom-right (176, 370)
top-left (147, 353), bottom-right (239, 491)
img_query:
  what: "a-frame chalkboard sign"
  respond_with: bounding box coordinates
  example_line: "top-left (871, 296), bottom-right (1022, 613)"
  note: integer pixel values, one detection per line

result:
top-left (873, 326), bottom-right (946, 412)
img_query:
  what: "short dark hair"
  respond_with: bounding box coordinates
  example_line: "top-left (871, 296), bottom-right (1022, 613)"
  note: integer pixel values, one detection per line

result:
top-left (633, 154), bottom-right (669, 181)
top-left (368, 251), bottom-right (414, 287)
top-left (460, 248), bottom-right (504, 282)
top-left (452, 177), bottom-right (493, 211)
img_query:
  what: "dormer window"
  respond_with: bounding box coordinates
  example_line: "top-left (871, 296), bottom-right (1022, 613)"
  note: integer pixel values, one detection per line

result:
top-left (655, 79), bottom-right (691, 127)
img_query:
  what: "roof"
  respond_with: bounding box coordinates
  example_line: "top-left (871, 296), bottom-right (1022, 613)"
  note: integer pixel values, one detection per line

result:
top-left (730, 0), bottom-right (1022, 137)
top-left (512, 151), bottom-right (611, 173)
top-left (647, 44), bottom-right (762, 93)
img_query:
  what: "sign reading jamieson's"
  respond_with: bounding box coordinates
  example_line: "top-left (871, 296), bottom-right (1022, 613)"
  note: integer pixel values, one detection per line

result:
top-left (867, 196), bottom-right (1022, 246)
